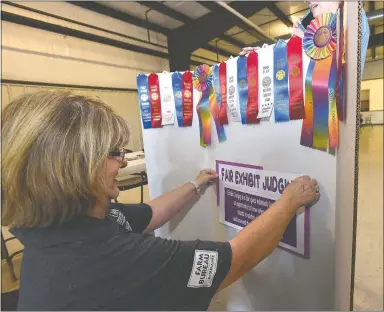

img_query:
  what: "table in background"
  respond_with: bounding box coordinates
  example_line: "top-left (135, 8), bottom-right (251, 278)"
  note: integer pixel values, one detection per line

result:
top-left (116, 151), bottom-right (147, 203)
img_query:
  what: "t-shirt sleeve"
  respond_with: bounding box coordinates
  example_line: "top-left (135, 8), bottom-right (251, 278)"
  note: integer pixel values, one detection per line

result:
top-left (113, 235), bottom-right (232, 310)
top-left (108, 202), bottom-right (152, 233)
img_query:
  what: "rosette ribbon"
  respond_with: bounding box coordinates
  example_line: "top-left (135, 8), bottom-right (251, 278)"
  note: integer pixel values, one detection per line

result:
top-left (193, 65), bottom-right (226, 147)
top-left (303, 13), bottom-right (338, 150)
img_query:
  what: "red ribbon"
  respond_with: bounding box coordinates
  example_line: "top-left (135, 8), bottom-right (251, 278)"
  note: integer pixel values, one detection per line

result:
top-left (246, 51), bottom-right (259, 124)
top-left (287, 36), bottom-right (305, 120)
top-left (336, 1), bottom-right (345, 121)
top-left (148, 73), bottom-right (162, 128)
top-left (182, 71), bottom-right (193, 127)
top-left (218, 62), bottom-right (229, 125)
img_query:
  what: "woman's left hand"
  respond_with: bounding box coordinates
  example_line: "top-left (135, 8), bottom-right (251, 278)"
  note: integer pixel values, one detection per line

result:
top-left (195, 169), bottom-right (218, 187)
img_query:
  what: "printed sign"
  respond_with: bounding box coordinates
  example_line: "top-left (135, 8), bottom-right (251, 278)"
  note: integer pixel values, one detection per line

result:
top-left (216, 160), bottom-right (310, 258)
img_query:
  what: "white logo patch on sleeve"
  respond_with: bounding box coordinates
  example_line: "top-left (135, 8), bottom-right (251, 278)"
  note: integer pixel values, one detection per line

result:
top-left (187, 250), bottom-right (218, 288)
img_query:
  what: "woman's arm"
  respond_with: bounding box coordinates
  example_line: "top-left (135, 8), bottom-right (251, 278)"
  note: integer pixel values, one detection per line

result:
top-left (218, 176), bottom-right (319, 292)
top-left (144, 169), bottom-right (217, 232)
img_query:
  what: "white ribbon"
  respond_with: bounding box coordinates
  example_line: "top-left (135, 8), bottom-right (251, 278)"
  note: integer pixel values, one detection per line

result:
top-left (158, 72), bottom-right (175, 126)
top-left (226, 57), bottom-right (240, 122)
top-left (257, 44), bottom-right (274, 119)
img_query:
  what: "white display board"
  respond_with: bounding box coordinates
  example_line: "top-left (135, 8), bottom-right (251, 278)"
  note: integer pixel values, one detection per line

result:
top-left (142, 4), bottom-right (360, 309)
top-left (143, 85), bottom-right (337, 310)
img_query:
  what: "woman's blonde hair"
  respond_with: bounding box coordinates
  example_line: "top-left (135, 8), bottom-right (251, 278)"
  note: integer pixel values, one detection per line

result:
top-left (2, 90), bottom-right (130, 228)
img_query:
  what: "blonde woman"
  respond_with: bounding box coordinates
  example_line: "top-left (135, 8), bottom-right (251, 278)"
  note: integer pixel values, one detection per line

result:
top-left (2, 91), bottom-right (319, 310)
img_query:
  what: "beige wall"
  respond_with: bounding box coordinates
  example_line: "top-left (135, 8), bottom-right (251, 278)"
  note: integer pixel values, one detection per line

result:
top-left (361, 79), bottom-right (384, 111)
top-left (1, 1), bottom-right (174, 152)
top-left (1, 2), bottom-right (169, 89)
top-left (2, 84), bottom-right (143, 151)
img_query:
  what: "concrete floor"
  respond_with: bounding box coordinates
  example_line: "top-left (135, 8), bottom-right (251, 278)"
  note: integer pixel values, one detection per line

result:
top-left (353, 125), bottom-right (383, 311)
top-left (2, 126), bottom-right (383, 310)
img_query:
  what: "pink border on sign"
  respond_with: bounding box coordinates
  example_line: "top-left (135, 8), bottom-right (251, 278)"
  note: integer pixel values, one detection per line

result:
top-left (215, 159), bottom-right (311, 259)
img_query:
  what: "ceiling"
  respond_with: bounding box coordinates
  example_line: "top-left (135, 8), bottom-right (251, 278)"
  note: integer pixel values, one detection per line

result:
top-left (72, 1), bottom-right (384, 68)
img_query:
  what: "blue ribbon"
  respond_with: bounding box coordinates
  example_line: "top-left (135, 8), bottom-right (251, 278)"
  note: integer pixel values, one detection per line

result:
top-left (136, 74), bottom-right (151, 129)
top-left (237, 55), bottom-right (248, 124)
top-left (171, 72), bottom-right (183, 127)
top-left (212, 64), bottom-right (221, 109)
top-left (273, 40), bottom-right (290, 122)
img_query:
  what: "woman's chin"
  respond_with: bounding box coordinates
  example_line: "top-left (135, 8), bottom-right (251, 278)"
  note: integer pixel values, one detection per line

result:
top-left (110, 188), bottom-right (120, 200)
top-left (108, 182), bottom-right (120, 199)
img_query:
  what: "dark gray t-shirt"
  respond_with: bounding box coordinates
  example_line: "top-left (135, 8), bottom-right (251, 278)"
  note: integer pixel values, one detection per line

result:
top-left (11, 203), bottom-right (232, 311)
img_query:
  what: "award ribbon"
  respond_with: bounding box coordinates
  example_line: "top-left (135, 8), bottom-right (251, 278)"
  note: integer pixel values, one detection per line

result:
top-left (328, 51), bottom-right (339, 148)
top-left (246, 51), bottom-right (259, 124)
top-left (237, 55), bottom-right (248, 124)
top-left (193, 65), bottom-right (212, 147)
top-left (312, 56), bottom-right (332, 150)
top-left (226, 57), bottom-right (241, 122)
top-left (300, 59), bottom-right (316, 147)
top-left (159, 72), bottom-right (175, 126)
top-left (336, 2), bottom-right (345, 120)
top-left (287, 36), bottom-right (305, 120)
top-left (136, 73), bottom-right (151, 129)
top-left (212, 64), bottom-right (221, 109)
top-left (219, 62), bottom-right (229, 125)
top-left (209, 89), bottom-right (226, 143)
top-left (257, 45), bottom-right (274, 119)
top-left (303, 13), bottom-right (337, 60)
top-left (273, 40), bottom-right (290, 122)
top-left (148, 73), bottom-right (162, 128)
top-left (171, 72), bottom-right (183, 127)
top-left (182, 71), bottom-right (193, 127)
top-left (303, 12), bottom-right (337, 150)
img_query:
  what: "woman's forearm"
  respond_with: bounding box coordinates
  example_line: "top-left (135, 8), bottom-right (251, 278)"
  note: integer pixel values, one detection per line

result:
top-left (144, 182), bottom-right (198, 232)
top-left (218, 197), bottom-right (297, 291)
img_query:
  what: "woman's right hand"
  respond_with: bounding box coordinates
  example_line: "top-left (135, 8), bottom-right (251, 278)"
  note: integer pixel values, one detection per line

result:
top-left (292, 19), bottom-right (305, 38)
top-left (281, 176), bottom-right (320, 210)
top-left (238, 46), bottom-right (261, 56)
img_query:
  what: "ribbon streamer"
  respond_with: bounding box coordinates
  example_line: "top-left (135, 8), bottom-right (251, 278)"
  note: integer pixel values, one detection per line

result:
top-left (213, 64), bottom-right (221, 109)
top-left (273, 40), bottom-right (290, 122)
top-left (136, 73), bottom-right (152, 129)
top-left (287, 36), bottom-right (305, 120)
top-left (182, 71), bottom-right (193, 127)
top-left (171, 72), bottom-right (183, 127)
top-left (328, 51), bottom-right (339, 148)
top-left (246, 51), bottom-right (260, 124)
top-left (336, 3), bottom-right (345, 120)
top-left (219, 62), bottom-right (229, 125)
top-left (148, 73), bottom-right (162, 128)
top-left (193, 65), bottom-right (227, 146)
top-left (209, 88), bottom-right (227, 143)
top-left (312, 56), bottom-right (332, 150)
top-left (158, 72), bottom-right (175, 126)
top-left (226, 57), bottom-right (241, 122)
top-left (300, 59), bottom-right (316, 147)
top-left (237, 55), bottom-right (248, 124)
top-left (257, 45), bottom-right (274, 119)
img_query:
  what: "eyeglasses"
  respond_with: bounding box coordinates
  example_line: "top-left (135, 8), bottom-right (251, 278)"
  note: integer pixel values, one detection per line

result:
top-left (108, 149), bottom-right (125, 162)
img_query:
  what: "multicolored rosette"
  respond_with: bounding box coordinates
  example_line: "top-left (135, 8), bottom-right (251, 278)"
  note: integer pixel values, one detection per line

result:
top-left (193, 64), bottom-right (212, 92)
top-left (193, 65), bottom-right (226, 147)
top-left (303, 13), bottom-right (337, 60)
